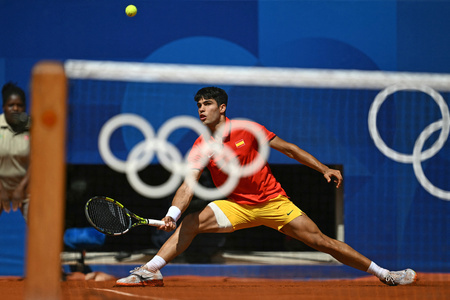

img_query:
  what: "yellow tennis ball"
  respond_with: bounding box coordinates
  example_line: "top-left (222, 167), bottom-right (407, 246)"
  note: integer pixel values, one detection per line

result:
top-left (125, 5), bottom-right (137, 17)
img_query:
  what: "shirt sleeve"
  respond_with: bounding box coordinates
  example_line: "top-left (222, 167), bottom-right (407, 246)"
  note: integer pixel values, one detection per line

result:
top-left (263, 126), bottom-right (276, 141)
top-left (251, 121), bottom-right (276, 142)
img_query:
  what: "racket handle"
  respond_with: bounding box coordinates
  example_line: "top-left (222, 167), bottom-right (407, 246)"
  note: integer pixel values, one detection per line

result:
top-left (147, 219), bottom-right (165, 227)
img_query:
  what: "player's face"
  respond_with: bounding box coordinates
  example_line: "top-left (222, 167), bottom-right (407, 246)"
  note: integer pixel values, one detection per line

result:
top-left (197, 98), bottom-right (225, 129)
top-left (3, 94), bottom-right (26, 126)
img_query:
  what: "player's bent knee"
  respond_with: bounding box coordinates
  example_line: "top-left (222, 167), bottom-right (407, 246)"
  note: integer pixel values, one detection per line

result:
top-left (180, 212), bottom-right (203, 228)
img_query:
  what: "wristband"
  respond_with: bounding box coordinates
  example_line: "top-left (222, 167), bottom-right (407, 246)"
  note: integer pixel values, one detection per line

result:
top-left (165, 206), bottom-right (181, 222)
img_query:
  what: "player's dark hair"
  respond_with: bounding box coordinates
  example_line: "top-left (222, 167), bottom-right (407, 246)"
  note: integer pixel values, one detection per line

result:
top-left (2, 82), bottom-right (26, 107)
top-left (194, 86), bottom-right (228, 107)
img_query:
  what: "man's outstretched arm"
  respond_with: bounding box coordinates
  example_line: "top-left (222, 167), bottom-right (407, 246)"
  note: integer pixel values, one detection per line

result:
top-left (269, 136), bottom-right (342, 188)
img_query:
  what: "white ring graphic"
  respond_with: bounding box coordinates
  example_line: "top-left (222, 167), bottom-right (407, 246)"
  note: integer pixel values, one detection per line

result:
top-left (126, 139), bottom-right (183, 198)
top-left (98, 114), bottom-right (270, 200)
top-left (156, 115), bottom-right (210, 175)
top-left (98, 114), bottom-right (155, 172)
top-left (412, 119), bottom-right (450, 200)
top-left (368, 84), bottom-right (450, 201)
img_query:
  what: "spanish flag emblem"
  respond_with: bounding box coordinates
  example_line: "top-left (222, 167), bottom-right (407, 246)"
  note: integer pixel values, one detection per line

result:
top-left (235, 139), bottom-right (245, 148)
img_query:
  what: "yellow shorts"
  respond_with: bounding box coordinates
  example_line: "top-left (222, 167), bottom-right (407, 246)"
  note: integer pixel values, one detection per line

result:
top-left (212, 194), bottom-right (303, 231)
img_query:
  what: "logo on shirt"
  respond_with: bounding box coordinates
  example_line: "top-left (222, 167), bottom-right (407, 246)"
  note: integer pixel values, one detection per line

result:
top-left (235, 139), bottom-right (245, 148)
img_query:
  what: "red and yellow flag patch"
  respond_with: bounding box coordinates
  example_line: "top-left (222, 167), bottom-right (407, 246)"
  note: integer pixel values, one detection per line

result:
top-left (235, 139), bottom-right (245, 148)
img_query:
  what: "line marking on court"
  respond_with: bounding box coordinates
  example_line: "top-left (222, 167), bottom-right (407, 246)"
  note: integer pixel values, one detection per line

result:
top-left (90, 288), bottom-right (178, 300)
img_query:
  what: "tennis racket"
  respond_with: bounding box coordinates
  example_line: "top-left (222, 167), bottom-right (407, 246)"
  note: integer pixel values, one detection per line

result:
top-left (85, 196), bottom-right (165, 236)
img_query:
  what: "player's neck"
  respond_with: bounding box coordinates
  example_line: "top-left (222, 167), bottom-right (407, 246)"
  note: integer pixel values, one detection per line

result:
top-left (208, 115), bottom-right (227, 135)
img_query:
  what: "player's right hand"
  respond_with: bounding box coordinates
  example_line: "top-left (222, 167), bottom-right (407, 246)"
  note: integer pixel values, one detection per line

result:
top-left (11, 187), bottom-right (24, 212)
top-left (0, 189), bottom-right (11, 213)
top-left (158, 216), bottom-right (177, 232)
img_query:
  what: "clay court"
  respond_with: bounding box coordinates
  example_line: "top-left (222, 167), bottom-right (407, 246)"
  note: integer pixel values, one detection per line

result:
top-left (2, 273), bottom-right (449, 300)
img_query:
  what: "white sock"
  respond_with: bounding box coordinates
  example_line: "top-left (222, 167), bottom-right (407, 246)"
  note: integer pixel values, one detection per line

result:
top-left (145, 255), bottom-right (167, 273)
top-left (367, 261), bottom-right (389, 279)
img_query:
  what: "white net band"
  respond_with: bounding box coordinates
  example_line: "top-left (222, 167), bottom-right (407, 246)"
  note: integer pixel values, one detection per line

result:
top-left (65, 59), bottom-right (450, 91)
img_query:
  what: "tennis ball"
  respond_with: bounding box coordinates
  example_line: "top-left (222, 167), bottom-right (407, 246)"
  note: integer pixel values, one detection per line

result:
top-left (125, 5), bottom-right (137, 17)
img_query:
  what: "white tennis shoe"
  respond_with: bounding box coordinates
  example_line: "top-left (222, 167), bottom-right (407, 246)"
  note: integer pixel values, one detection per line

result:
top-left (380, 268), bottom-right (417, 286)
top-left (116, 266), bottom-right (164, 287)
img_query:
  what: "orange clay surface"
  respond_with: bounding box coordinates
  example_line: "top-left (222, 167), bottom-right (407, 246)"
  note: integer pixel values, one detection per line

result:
top-left (1, 272), bottom-right (449, 300)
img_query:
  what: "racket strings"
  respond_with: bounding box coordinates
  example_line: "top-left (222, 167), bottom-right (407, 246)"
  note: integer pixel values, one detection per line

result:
top-left (87, 198), bottom-right (131, 234)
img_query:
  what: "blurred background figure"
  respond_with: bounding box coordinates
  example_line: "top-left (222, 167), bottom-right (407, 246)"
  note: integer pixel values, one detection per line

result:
top-left (0, 82), bottom-right (30, 221)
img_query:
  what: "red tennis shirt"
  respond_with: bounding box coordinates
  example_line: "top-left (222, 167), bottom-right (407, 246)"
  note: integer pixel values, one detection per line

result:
top-left (188, 118), bottom-right (287, 205)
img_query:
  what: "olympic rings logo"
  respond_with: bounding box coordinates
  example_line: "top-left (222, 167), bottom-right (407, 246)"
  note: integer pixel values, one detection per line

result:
top-left (98, 114), bottom-right (270, 200)
top-left (98, 84), bottom-right (449, 201)
top-left (368, 84), bottom-right (450, 201)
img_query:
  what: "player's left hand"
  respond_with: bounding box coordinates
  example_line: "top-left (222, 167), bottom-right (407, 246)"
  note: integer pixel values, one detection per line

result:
top-left (324, 168), bottom-right (343, 188)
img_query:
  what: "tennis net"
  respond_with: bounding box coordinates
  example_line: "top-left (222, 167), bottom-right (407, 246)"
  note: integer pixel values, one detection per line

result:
top-left (61, 60), bottom-right (450, 267)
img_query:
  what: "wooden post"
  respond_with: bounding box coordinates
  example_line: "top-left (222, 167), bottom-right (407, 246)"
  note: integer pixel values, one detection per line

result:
top-left (25, 61), bottom-right (67, 300)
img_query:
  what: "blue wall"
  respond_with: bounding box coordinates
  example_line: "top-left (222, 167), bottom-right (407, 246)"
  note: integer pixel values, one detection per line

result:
top-left (1, 0), bottom-right (449, 275)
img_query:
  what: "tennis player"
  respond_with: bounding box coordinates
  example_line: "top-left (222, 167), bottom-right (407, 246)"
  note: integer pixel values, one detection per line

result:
top-left (117, 87), bottom-right (416, 287)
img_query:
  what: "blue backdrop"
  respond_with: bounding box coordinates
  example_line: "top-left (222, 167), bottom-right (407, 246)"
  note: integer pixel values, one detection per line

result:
top-left (1, 0), bottom-right (449, 275)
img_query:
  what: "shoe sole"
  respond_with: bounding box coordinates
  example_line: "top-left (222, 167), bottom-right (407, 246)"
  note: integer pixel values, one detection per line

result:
top-left (116, 279), bottom-right (164, 287)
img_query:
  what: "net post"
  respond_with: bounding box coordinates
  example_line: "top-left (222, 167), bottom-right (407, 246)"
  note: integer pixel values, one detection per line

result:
top-left (25, 61), bottom-right (67, 300)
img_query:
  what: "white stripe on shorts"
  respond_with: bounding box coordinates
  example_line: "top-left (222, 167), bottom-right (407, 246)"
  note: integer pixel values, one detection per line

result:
top-left (207, 202), bottom-right (233, 232)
